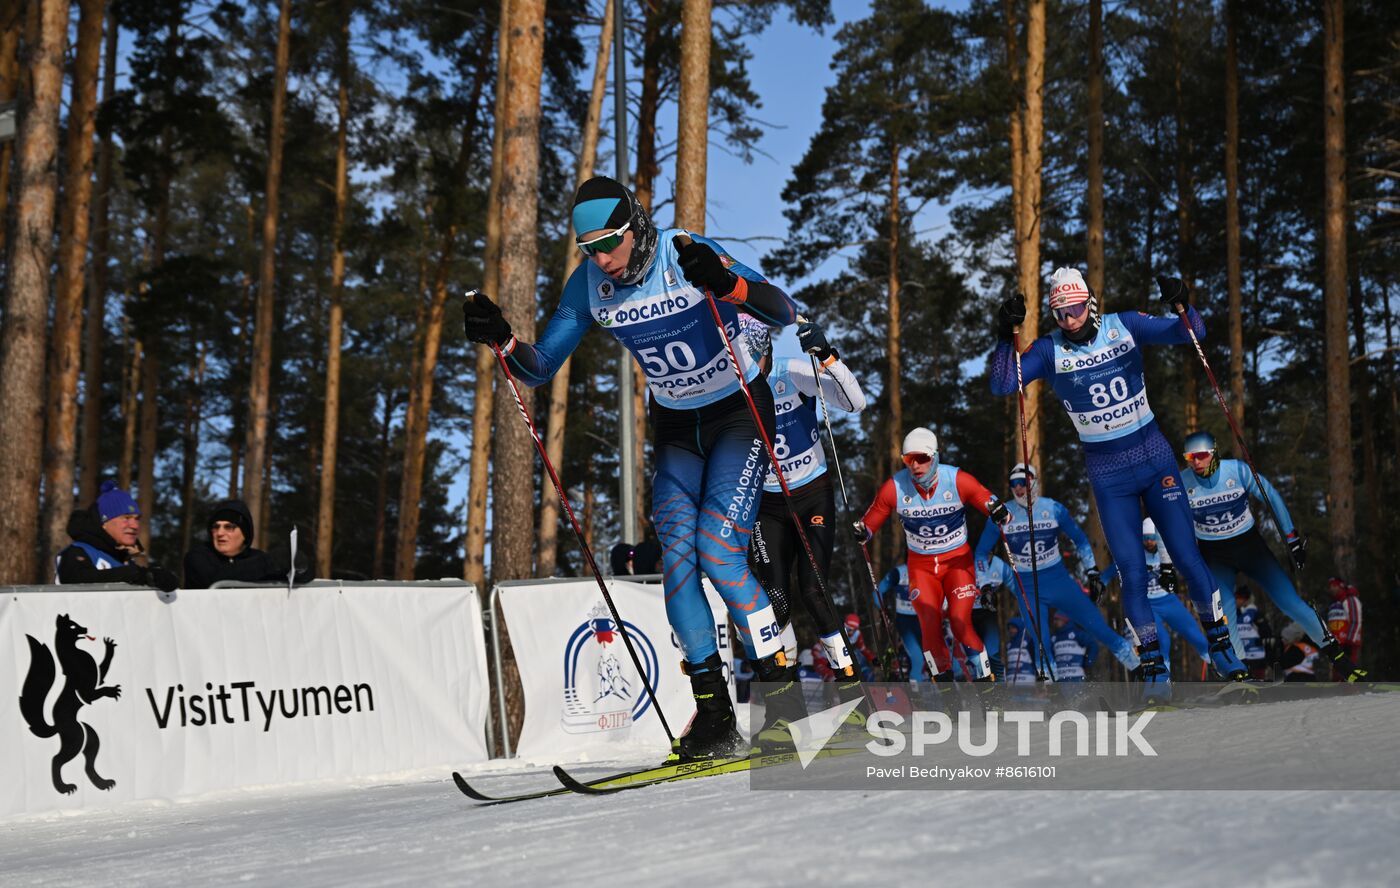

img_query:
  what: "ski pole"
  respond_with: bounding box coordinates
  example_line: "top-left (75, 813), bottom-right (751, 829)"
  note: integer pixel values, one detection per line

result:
top-left (998, 532), bottom-right (1054, 681)
top-left (675, 235), bottom-right (863, 677)
top-left (482, 304), bottom-right (675, 743)
top-left (1011, 320), bottom-right (1048, 680)
top-left (800, 328), bottom-right (902, 678)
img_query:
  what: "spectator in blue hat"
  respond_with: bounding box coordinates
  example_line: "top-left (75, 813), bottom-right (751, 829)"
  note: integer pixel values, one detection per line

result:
top-left (55, 481), bottom-right (179, 591)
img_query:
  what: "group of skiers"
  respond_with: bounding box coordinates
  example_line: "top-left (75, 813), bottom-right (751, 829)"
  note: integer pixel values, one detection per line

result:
top-left (462, 176), bottom-right (1367, 762)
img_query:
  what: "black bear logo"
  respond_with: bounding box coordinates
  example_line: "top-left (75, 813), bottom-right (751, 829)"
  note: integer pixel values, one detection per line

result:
top-left (19, 614), bottom-right (121, 794)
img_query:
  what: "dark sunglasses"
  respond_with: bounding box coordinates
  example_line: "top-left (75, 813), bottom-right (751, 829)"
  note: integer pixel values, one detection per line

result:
top-left (577, 221), bottom-right (631, 257)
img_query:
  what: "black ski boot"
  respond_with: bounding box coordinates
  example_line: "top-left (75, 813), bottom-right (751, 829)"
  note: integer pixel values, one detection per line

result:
top-left (1135, 646), bottom-right (1173, 705)
top-left (1202, 618), bottom-right (1249, 681)
top-left (676, 654), bottom-right (744, 762)
top-left (1320, 641), bottom-right (1368, 683)
top-left (751, 652), bottom-right (809, 753)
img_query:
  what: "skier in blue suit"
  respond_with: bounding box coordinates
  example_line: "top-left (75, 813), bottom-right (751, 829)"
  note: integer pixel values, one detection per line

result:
top-left (973, 463), bottom-right (1141, 676)
top-left (991, 268), bottom-right (1249, 697)
top-left (462, 176), bottom-right (800, 759)
top-left (1103, 518), bottom-right (1209, 677)
top-left (1179, 430), bottom-right (1365, 681)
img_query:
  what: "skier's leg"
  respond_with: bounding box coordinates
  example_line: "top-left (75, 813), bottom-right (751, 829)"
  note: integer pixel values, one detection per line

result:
top-left (1045, 566), bottom-right (1140, 669)
top-left (972, 608), bottom-right (1001, 680)
top-left (1158, 593), bottom-right (1211, 660)
top-left (944, 560), bottom-right (989, 678)
top-left (1150, 602), bottom-right (1175, 676)
top-left (897, 613), bottom-right (927, 681)
top-left (653, 444), bottom-right (716, 663)
top-left (909, 556), bottom-right (952, 678)
top-left (748, 501), bottom-right (793, 626)
top-left (1244, 538), bottom-right (1328, 644)
top-left (1206, 556), bottom-right (1245, 658)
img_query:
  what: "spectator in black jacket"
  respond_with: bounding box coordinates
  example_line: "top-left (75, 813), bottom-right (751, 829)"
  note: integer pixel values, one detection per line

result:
top-left (56, 481), bottom-right (179, 591)
top-left (183, 499), bottom-right (309, 588)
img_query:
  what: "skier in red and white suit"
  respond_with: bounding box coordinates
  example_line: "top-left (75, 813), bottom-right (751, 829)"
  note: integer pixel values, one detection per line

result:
top-left (853, 427), bottom-right (1011, 682)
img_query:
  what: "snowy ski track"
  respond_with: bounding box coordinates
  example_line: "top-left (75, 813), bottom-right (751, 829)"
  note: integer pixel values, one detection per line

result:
top-left (3, 694), bottom-right (1399, 887)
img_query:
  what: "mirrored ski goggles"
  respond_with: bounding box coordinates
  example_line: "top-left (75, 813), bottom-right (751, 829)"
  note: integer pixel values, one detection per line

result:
top-left (1185, 450), bottom-right (1215, 461)
top-left (1009, 479), bottom-right (1031, 489)
top-left (576, 221), bottom-right (631, 256)
top-left (902, 452), bottom-right (933, 467)
top-left (1052, 302), bottom-right (1090, 322)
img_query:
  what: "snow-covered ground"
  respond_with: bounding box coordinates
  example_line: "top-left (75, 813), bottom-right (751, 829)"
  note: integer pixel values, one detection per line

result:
top-left (4, 694), bottom-right (1400, 887)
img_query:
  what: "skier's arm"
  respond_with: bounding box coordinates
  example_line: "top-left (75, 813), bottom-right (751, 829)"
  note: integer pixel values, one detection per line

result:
top-left (875, 568), bottom-right (896, 609)
top-left (955, 470), bottom-right (999, 517)
top-left (1241, 465), bottom-right (1296, 538)
top-left (787, 356), bottom-right (867, 413)
top-left (1054, 501), bottom-right (1097, 570)
top-left (56, 548), bottom-right (149, 586)
top-left (1119, 304), bottom-right (1207, 347)
top-left (1101, 561), bottom-right (1120, 585)
top-left (689, 234), bottom-right (798, 328)
top-left (974, 517), bottom-right (1001, 567)
top-left (990, 337), bottom-right (1052, 396)
top-left (500, 267), bottom-right (595, 387)
top-left (861, 479), bottom-right (899, 535)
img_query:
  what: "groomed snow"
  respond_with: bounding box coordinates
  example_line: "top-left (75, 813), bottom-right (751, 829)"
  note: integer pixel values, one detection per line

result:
top-left (4, 694), bottom-right (1399, 886)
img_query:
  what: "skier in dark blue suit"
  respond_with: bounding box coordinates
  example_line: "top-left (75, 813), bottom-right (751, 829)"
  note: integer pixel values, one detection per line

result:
top-left (990, 268), bottom-right (1249, 699)
top-left (463, 176), bottom-right (800, 759)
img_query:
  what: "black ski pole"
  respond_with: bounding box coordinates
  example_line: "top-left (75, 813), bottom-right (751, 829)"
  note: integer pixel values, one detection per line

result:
top-left (482, 302), bottom-right (675, 743)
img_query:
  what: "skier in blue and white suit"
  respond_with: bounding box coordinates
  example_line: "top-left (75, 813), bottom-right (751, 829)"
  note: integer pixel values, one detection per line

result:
top-left (1103, 518), bottom-right (1209, 676)
top-left (991, 268), bottom-right (1249, 696)
top-left (1179, 431), bottom-right (1364, 680)
top-left (745, 315), bottom-right (868, 712)
top-left (973, 463), bottom-right (1141, 676)
top-left (461, 176), bottom-right (800, 760)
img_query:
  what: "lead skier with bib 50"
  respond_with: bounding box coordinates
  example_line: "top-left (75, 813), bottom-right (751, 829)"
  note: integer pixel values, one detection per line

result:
top-left (852, 428), bottom-right (1011, 683)
top-left (1178, 430), bottom-right (1366, 682)
top-left (990, 268), bottom-right (1250, 698)
top-left (461, 176), bottom-right (801, 760)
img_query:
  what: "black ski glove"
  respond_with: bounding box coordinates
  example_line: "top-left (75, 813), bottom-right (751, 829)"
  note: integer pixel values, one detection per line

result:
top-left (1286, 533), bottom-right (1307, 571)
top-left (851, 520), bottom-right (871, 544)
top-left (996, 294), bottom-right (1027, 340)
top-left (989, 500), bottom-right (1011, 526)
top-left (1156, 276), bottom-right (1187, 311)
top-left (674, 237), bottom-right (738, 297)
top-left (1157, 564), bottom-right (1178, 595)
top-left (1086, 567), bottom-right (1105, 603)
top-left (462, 290), bottom-right (513, 346)
top-left (797, 320), bottom-right (834, 362)
top-left (144, 563), bottom-right (180, 593)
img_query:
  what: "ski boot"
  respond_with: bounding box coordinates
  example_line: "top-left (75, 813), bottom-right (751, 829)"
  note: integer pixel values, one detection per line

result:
top-left (1136, 648), bottom-right (1173, 705)
top-left (1320, 641), bottom-right (1368, 683)
top-left (676, 654), bottom-right (744, 762)
top-left (1202, 618), bottom-right (1249, 681)
top-left (751, 651), bottom-right (810, 754)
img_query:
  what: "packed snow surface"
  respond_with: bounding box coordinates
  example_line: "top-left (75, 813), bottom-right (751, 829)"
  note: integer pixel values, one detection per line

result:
top-left (4, 693), bottom-right (1399, 887)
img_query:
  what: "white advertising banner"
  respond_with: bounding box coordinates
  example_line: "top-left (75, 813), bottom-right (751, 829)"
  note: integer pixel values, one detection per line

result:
top-left (499, 579), bottom-right (735, 762)
top-left (0, 582), bottom-right (490, 819)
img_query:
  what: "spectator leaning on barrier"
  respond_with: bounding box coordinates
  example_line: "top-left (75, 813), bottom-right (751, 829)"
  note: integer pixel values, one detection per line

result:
top-left (55, 481), bottom-right (179, 591)
top-left (182, 499), bottom-right (311, 589)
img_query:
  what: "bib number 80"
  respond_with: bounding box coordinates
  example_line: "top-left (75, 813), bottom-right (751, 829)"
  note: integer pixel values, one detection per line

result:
top-left (1088, 375), bottom-right (1131, 408)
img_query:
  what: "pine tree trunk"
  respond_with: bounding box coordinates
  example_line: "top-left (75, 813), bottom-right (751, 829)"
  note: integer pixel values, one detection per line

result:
top-left (1171, 0), bottom-right (1198, 432)
top-left (1348, 248), bottom-right (1380, 588)
top-left (886, 143), bottom-right (903, 470)
top-left (119, 322), bottom-right (139, 490)
top-left (242, 0), bottom-right (293, 527)
top-left (178, 342), bottom-right (204, 553)
top-left (0, 1), bottom-right (22, 283)
top-left (1017, 0), bottom-right (1045, 468)
top-left (228, 200), bottom-right (256, 498)
top-left (137, 345), bottom-right (158, 552)
top-left (492, 0), bottom-right (545, 582)
top-left (537, 0), bottom-right (612, 577)
top-left (396, 45), bottom-right (491, 581)
top-left (1003, 0), bottom-right (1023, 268)
top-left (372, 390), bottom-right (395, 579)
top-left (465, 0), bottom-right (512, 588)
top-left (316, 0), bottom-right (352, 578)
top-left (1223, 0), bottom-right (1246, 430)
top-left (0, 0), bottom-right (71, 584)
top-left (79, 6), bottom-right (117, 506)
top-left (1321, 0), bottom-right (1355, 578)
top-left (41, 0), bottom-right (105, 579)
top-left (674, 0), bottom-right (710, 232)
top-left (632, 1), bottom-right (663, 211)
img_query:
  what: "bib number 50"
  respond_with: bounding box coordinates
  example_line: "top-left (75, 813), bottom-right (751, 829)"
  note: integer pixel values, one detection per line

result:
top-left (638, 342), bottom-right (698, 377)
